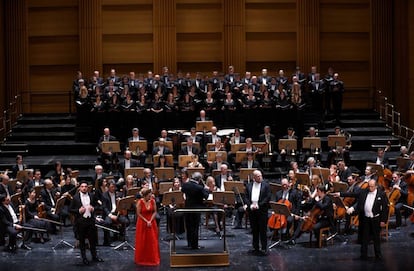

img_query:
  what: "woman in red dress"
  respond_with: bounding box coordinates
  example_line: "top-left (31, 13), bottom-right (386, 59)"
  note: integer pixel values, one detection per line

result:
top-left (134, 188), bottom-right (160, 266)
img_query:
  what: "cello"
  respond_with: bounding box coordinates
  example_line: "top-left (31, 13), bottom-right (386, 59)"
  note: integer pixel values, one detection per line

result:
top-left (404, 171), bottom-right (414, 222)
top-left (301, 205), bottom-right (323, 232)
top-left (268, 199), bottom-right (292, 230)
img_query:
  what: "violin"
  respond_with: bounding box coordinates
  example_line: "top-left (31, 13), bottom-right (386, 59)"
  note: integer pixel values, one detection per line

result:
top-left (267, 198), bottom-right (292, 230)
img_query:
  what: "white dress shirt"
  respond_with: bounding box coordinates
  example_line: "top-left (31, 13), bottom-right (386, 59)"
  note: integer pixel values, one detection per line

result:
top-left (251, 182), bottom-right (261, 209)
top-left (364, 189), bottom-right (377, 218)
top-left (80, 192), bottom-right (91, 218)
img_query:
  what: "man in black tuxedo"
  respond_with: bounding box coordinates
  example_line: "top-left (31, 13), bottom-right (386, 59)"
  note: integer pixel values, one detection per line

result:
top-left (240, 151), bottom-right (261, 170)
top-left (245, 170), bottom-right (271, 256)
top-left (180, 137), bottom-right (200, 156)
top-left (69, 181), bottom-right (104, 265)
top-left (10, 154), bottom-right (27, 179)
top-left (119, 150), bottom-right (140, 177)
top-left (0, 174), bottom-right (15, 198)
top-left (337, 179), bottom-right (389, 260)
top-left (39, 179), bottom-right (60, 231)
top-left (97, 127), bottom-right (118, 171)
top-left (181, 172), bottom-right (209, 249)
top-left (152, 138), bottom-right (172, 156)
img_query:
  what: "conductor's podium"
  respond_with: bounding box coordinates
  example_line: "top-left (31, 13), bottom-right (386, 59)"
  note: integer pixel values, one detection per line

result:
top-left (170, 208), bottom-right (229, 267)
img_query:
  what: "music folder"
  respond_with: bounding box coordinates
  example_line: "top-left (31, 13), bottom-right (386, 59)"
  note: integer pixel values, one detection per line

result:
top-left (162, 190), bottom-right (184, 207)
top-left (196, 120), bottom-right (214, 132)
top-left (302, 137), bottom-right (321, 149)
top-left (239, 168), bottom-right (256, 181)
top-left (332, 181), bottom-right (348, 192)
top-left (16, 170), bottom-right (29, 181)
top-left (366, 162), bottom-right (384, 177)
top-left (311, 167), bottom-right (330, 181)
top-left (154, 167), bottom-right (175, 180)
top-left (207, 151), bottom-right (227, 162)
top-left (327, 135), bottom-right (346, 148)
top-left (153, 154), bottom-right (173, 166)
top-left (212, 191), bottom-right (236, 206)
top-left (102, 141), bottom-right (121, 153)
top-left (124, 167), bottom-right (144, 179)
top-left (158, 182), bottom-right (173, 194)
top-left (269, 201), bottom-right (291, 217)
top-left (230, 143), bottom-right (246, 153)
top-left (128, 140), bottom-right (148, 152)
top-left (278, 139), bottom-right (297, 151)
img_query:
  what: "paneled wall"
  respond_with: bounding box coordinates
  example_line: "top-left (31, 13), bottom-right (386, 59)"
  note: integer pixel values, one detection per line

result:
top-left (1, 0), bottom-right (412, 122)
top-left (0, 0), bottom-right (4, 114)
top-left (409, 0), bottom-right (414, 126)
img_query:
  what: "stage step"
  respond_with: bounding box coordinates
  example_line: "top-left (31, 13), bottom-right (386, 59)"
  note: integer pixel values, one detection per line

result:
top-left (5, 131), bottom-right (75, 141)
top-left (3, 140), bottom-right (96, 155)
top-left (12, 123), bottom-right (75, 132)
top-left (317, 127), bottom-right (393, 137)
top-left (324, 119), bottom-right (386, 128)
top-left (16, 114), bottom-right (76, 125)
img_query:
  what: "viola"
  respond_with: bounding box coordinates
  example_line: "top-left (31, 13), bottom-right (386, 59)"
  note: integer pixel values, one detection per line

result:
top-left (267, 198), bottom-right (292, 230)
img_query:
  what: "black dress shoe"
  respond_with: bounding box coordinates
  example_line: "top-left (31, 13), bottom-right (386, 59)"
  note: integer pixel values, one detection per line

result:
top-left (82, 258), bottom-right (90, 265)
top-left (20, 244), bottom-right (32, 250)
top-left (248, 249), bottom-right (260, 255)
top-left (285, 239), bottom-right (296, 246)
top-left (92, 257), bottom-right (104, 262)
top-left (259, 249), bottom-right (269, 256)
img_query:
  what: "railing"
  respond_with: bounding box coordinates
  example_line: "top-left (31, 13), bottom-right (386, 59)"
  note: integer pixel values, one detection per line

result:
top-left (375, 90), bottom-right (414, 150)
top-left (0, 94), bottom-right (22, 143)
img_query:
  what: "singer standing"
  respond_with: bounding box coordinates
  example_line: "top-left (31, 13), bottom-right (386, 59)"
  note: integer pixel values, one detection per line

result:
top-left (69, 181), bottom-right (103, 265)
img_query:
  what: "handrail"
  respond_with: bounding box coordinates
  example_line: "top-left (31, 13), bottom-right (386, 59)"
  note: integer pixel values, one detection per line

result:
top-left (375, 90), bottom-right (414, 150)
top-left (0, 94), bottom-right (22, 143)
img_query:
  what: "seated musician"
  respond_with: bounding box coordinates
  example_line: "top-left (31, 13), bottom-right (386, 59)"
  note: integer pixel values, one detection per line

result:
top-left (337, 160), bottom-right (352, 183)
top-left (188, 154), bottom-right (203, 168)
top-left (165, 178), bottom-right (185, 235)
top-left (326, 126), bottom-right (351, 166)
top-left (24, 188), bottom-right (51, 242)
top-left (390, 172), bottom-right (408, 229)
top-left (0, 174), bottom-right (15, 198)
top-left (101, 180), bottom-right (129, 246)
top-left (155, 154), bottom-right (171, 168)
top-left (361, 166), bottom-right (377, 182)
top-left (340, 174), bottom-right (363, 234)
top-left (0, 194), bottom-right (32, 251)
top-left (302, 127), bottom-right (321, 162)
top-left (121, 175), bottom-right (136, 198)
top-left (180, 137), bottom-right (200, 156)
top-left (240, 151), bottom-right (261, 170)
top-left (286, 184), bottom-right (335, 246)
top-left (59, 175), bottom-right (78, 226)
top-left (97, 127), bottom-right (118, 172)
top-left (126, 128), bottom-right (146, 165)
top-left (209, 138), bottom-right (226, 152)
top-left (10, 154), bottom-right (28, 179)
top-left (258, 126), bottom-right (277, 159)
top-left (152, 138), bottom-right (172, 156)
top-left (119, 150), bottom-right (140, 176)
top-left (372, 147), bottom-right (389, 168)
top-left (214, 164), bottom-right (233, 192)
top-left (50, 161), bottom-right (66, 187)
top-left (404, 151), bottom-right (414, 171)
top-left (205, 126), bottom-right (221, 145)
top-left (205, 176), bottom-right (223, 236)
top-left (139, 168), bottom-right (159, 204)
top-left (209, 152), bottom-right (230, 173)
top-left (280, 127), bottom-right (298, 163)
top-left (273, 178), bottom-right (302, 240)
top-left (39, 179), bottom-right (60, 233)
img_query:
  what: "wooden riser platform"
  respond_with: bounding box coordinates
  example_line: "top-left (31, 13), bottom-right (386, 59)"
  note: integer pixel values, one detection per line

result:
top-left (170, 240), bottom-right (229, 267)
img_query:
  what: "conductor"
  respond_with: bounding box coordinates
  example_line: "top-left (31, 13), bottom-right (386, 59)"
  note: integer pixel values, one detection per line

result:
top-left (181, 172), bottom-right (209, 249)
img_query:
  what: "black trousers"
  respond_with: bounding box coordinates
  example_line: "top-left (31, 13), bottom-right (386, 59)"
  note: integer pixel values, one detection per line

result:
top-left (185, 213), bottom-right (201, 249)
top-left (249, 209), bottom-right (268, 251)
top-left (76, 217), bottom-right (98, 259)
top-left (360, 216), bottom-right (382, 258)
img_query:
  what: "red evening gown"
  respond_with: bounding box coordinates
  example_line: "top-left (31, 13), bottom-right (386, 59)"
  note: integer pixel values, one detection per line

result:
top-left (134, 198), bottom-right (160, 266)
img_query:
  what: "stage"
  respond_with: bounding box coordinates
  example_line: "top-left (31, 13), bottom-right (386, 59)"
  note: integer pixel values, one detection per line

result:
top-left (1, 212), bottom-right (414, 271)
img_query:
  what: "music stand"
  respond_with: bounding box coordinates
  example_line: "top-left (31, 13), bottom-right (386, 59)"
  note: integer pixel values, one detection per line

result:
top-left (278, 139), bottom-right (297, 152)
top-left (311, 167), bottom-right (330, 181)
top-left (34, 185), bottom-right (43, 198)
top-left (153, 140), bottom-right (174, 151)
top-left (124, 167), bottom-right (144, 179)
top-left (10, 192), bottom-right (22, 207)
top-left (270, 183), bottom-right (282, 195)
top-left (154, 167), bottom-right (175, 181)
top-left (327, 135), bottom-right (346, 148)
top-left (158, 182), bottom-right (173, 194)
top-left (295, 172), bottom-right (311, 187)
top-left (239, 168), bottom-right (256, 182)
top-left (235, 151), bottom-right (248, 163)
top-left (178, 155), bottom-right (192, 167)
top-left (153, 154), bottom-right (173, 166)
top-left (224, 181), bottom-right (246, 194)
top-left (366, 162), bottom-right (384, 177)
top-left (102, 141), bottom-right (121, 153)
top-left (53, 196), bottom-right (74, 249)
top-left (163, 191), bottom-right (185, 240)
top-left (332, 182), bottom-right (348, 192)
top-left (302, 137), bottom-right (321, 150)
top-left (186, 167), bottom-right (205, 177)
top-left (397, 157), bottom-right (410, 170)
top-left (114, 195), bottom-right (137, 250)
top-left (230, 143), bottom-right (246, 153)
top-left (128, 140), bottom-right (148, 152)
top-left (126, 187), bottom-right (141, 197)
top-left (16, 170), bottom-right (28, 182)
top-left (253, 142), bottom-right (269, 153)
top-left (207, 151), bottom-right (227, 162)
top-left (213, 191), bottom-right (236, 207)
top-left (196, 120), bottom-right (214, 132)
top-left (268, 201), bottom-right (291, 249)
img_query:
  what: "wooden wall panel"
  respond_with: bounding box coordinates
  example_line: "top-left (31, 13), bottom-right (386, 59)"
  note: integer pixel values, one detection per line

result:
top-left (320, 3), bottom-right (370, 32)
top-left (176, 3), bottom-right (223, 33)
top-left (29, 37), bottom-right (79, 66)
top-left (27, 0), bottom-right (78, 8)
top-left (29, 66), bottom-right (76, 91)
top-left (320, 33), bottom-right (370, 61)
top-left (177, 33), bottom-right (222, 62)
top-left (102, 6), bottom-right (153, 34)
top-left (102, 64), bottom-right (154, 76)
top-left (28, 7), bottom-right (78, 36)
top-left (102, 37), bottom-right (153, 64)
top-left (245, 5), bottom-right (296, 32)
top-left (0, 0), bottom-right (5, 113)
top-left (409, 0), bottom-right (414, 127)
top-left (246, 33), bottom-right (296, 61)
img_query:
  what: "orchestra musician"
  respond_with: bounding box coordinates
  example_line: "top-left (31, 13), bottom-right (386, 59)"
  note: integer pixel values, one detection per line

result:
top-left (119, 150), bottom-right (140, 176)
top-left (286, 183), bottom-right (335, 247)
top-left (337, 161), bottom-right (352, 183)
top-left (188, 154), bottom-right (203, 168)
top-left (0, 194), bottom-right (32, 252)
top-left (390, 172), bottom-right (408, 229)
top-left (24, 188), bottom-right (51, 242)
top-left (274, 178), bottom-right (302, 240)
top-left (69, 181), bottom-right (104, 265)
top-left (39, 179), bottom-right (60, 232)
top-left (50, 161), bottom-right (66, 187)
top-left (126, 128), bottom-right (146, 165)
top-left (205, 176), bottom-right (223, 236)
top-left (240, 151), bottom-right (261, 170)
top-left (245, 170), bottom-right (271, 256)
top-left (101, 180), bottom-right (129, 246)
top-left (152, 138), bottom-right (172, 156)
top-left (97, 128), bottom-right (118, 172)
top-left (209, 152), bottom-right (230, 173)
top-left (214, 164), bottom-right (233, 192)
top-left (372, 148), bottom-right (389, 168)
top-left (10, 154), bottom-right (28, 179)
top-left (180, 137), bottom-right (200, 156)
top-left (59, 175), bottom-right (78, 226)
top-left (165, 178), bottom-right (185, 235)
top-left (0, 174), bottom-right (15, 198)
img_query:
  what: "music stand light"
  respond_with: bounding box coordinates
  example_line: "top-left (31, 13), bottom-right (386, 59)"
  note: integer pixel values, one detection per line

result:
top-left (327, 135), bottom-right (346, 148)
top-left (268, 201), bottom-right (291, 249)
top-left (196, 120), bottom-right (214, 132)
top-left (114, 195), bottom-right (137, 250)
